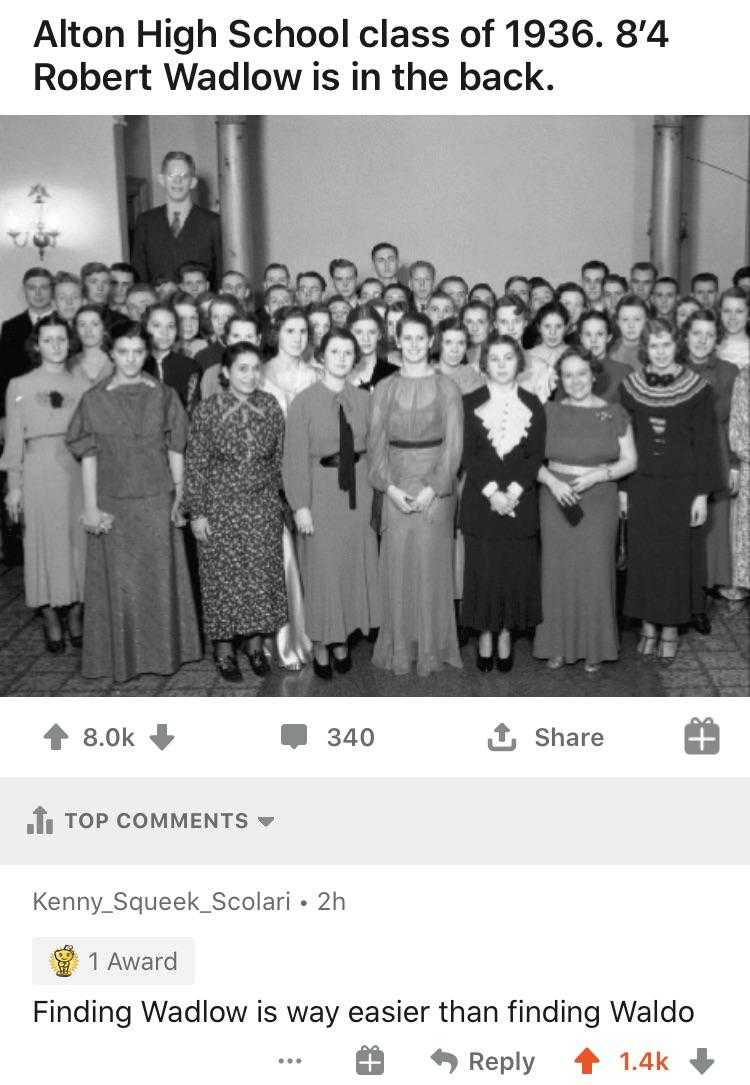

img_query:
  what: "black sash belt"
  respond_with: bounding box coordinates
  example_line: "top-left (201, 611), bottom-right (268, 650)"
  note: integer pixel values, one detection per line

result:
top-left (319, 452), bottom-right (364, 468)
top-left (389, 438), bottom-right (442, 449)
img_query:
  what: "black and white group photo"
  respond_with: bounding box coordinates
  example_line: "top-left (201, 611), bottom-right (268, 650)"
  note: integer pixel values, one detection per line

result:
top-left (0, 115), bottom-right (748, 697)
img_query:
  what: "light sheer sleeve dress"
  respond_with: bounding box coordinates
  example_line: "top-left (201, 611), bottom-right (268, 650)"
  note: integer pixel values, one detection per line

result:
top-left (368, 371), bottom-right (463, 675)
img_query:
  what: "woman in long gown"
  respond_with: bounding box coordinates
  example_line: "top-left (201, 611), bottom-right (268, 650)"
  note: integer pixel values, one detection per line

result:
top-left (368, 311), bottom-right (464, 675)
top-left (728, 367), bottom-right (750, 607)
top-left (261, 306), bottom-right (317, 669)
top-left (435, 317), bottom-right (483, 641)
top-left (461, 334), bottom-right (546, 672)
top-left (184, 343), bottom-right (287, 681)
top-left (533, 350), bottom-right (637, 672)
top-left (1, 314), bottom-right (87, 650)
top-left (619, 319), bottom-right (722, 663)
top-left (679, 308), bottom-right (739, 612)
top-left (283, 329), bottom-right (380, 678)
top-left (66, 321), bottom-right (201, 682)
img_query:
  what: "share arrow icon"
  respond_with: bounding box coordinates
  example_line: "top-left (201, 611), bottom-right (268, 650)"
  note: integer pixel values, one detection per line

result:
top-left (431, 1049), bottom-right (458, 1073)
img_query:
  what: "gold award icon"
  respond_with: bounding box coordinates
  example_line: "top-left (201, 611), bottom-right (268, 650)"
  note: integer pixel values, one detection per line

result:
top-left (50, 945), bottom-right (79, 978)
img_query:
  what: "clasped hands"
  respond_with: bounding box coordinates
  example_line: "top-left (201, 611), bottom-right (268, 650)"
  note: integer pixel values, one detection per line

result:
top-left (489, 489), bottom-right (519, 517)
top-left (82, 507), bottom-right (114, 535)
top-left (387, 484), bottom-right (436, 514)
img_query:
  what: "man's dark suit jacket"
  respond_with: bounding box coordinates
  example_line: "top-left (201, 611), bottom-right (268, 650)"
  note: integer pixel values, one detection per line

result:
top-left (0, 311), bottom-right (33, 419)
top-left (131, 204), bottom-right (222, 288)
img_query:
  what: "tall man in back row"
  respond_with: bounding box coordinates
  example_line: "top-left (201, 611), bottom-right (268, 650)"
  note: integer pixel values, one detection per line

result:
top-left (131, 151), bottom-right (222, 288)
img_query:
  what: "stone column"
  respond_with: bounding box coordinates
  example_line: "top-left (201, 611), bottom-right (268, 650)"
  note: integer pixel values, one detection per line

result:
top-left (112, 116), bottom-right (129, 260)
top-left (650, 116), bottom-right (685, 281)
top-left (216, 116), bottom-right (253, 278)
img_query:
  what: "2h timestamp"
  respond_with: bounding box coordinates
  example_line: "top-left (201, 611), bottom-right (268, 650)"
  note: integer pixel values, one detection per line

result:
top-left (504, 19), bottom-right (669, 49)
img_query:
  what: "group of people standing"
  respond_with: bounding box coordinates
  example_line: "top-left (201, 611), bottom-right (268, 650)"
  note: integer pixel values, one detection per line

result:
top-left (0, 156), bottom-right (747, 686)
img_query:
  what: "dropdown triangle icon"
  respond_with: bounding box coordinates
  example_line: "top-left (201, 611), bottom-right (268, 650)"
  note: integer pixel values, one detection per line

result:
top-left (258, 817), bottom-right (274, 827)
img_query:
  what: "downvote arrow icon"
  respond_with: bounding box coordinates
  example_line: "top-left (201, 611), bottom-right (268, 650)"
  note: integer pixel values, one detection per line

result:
top-left (690, 1049), bottom-right (715, 1075)
top-left (150, 724), bottom-right (174, 750)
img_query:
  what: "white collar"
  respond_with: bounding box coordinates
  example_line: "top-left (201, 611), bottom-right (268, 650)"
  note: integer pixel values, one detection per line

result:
top-left (475, 384), bottom-right (533, 460)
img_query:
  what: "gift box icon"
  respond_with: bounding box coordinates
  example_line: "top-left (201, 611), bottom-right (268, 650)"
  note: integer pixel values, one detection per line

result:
top-left (356, 1045), bottom-right (385, 1075)
top-left (684, 718), bottom-right (720, 755)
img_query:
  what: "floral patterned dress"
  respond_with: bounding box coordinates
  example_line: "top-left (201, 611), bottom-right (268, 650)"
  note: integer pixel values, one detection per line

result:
top-left (184, 390), bottom-right (288, 641)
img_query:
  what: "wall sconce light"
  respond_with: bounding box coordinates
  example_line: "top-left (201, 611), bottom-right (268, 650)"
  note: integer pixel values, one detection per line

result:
top-left (7, 184), bottom-right (61, 260)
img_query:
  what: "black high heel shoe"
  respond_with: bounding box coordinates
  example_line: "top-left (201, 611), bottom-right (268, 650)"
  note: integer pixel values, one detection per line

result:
top-left (43, 629), bottom-right (65, 654)
top-left (65, 605), bottom-right (84, 649)
top-left (496, 632), bottom-right (514, 673)
top-left (332, 650), bottom-right (351, 675)
top-left (476, 648), bottom-right (494, 673)
top-left (239, 639), bottom-right (270, 676)
top-left (41, 609), bottom-right (64, 654)
top-left (215, 654), bottom-right (242, 682)
top-left (313, 657), bottom-right (333, 680)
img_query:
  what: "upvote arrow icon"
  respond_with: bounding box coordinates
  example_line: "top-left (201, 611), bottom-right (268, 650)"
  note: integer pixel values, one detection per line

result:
top-left (575, 1048), bottom-right (600, 1075)
top-left (43, 725), bottom-right (68, 751)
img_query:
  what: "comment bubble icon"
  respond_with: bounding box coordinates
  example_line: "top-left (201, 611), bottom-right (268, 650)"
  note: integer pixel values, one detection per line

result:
top-left (281, 724), bottom-right (308, 750)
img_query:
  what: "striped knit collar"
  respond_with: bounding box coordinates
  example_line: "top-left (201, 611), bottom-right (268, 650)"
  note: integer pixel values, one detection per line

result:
top-left (624, 365), bottom-right (706, 407)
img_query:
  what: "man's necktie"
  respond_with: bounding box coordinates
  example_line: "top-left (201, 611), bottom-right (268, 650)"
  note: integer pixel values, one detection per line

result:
top-left (170, 212), bottom-right (181, 237)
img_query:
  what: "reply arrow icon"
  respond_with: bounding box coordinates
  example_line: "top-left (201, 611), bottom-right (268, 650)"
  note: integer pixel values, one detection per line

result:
top-left (430, 1049), bottom-right (458, 1073)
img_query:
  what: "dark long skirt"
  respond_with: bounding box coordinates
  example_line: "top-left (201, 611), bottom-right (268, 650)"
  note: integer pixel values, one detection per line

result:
top-left (82, 493), bottom-right (202, 681)
top-left (624, 474), bottom-right (702, 626)
top-left (534, 475), bottom-right (620, 664)
top-left (704, 491), bottom-right (732, 588)
top-left (462, 534), bottom-right (541, 632)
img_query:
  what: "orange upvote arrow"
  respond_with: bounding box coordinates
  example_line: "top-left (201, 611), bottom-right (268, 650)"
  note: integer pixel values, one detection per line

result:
top-left (575, 1048), bottom-right (600, 1075)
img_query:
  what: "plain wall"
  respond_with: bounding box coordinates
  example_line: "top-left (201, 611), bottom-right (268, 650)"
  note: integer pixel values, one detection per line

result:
top-left (0, 116), bottom-right (126, 319)
top-left (258, 115), bottom-right (655, 288)
top-left (685, 115), bottom-right (749, 287)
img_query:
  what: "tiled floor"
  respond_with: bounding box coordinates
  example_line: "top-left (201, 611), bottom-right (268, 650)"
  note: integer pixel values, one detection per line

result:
top-left (1, 563), bottom-right (747, 697)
